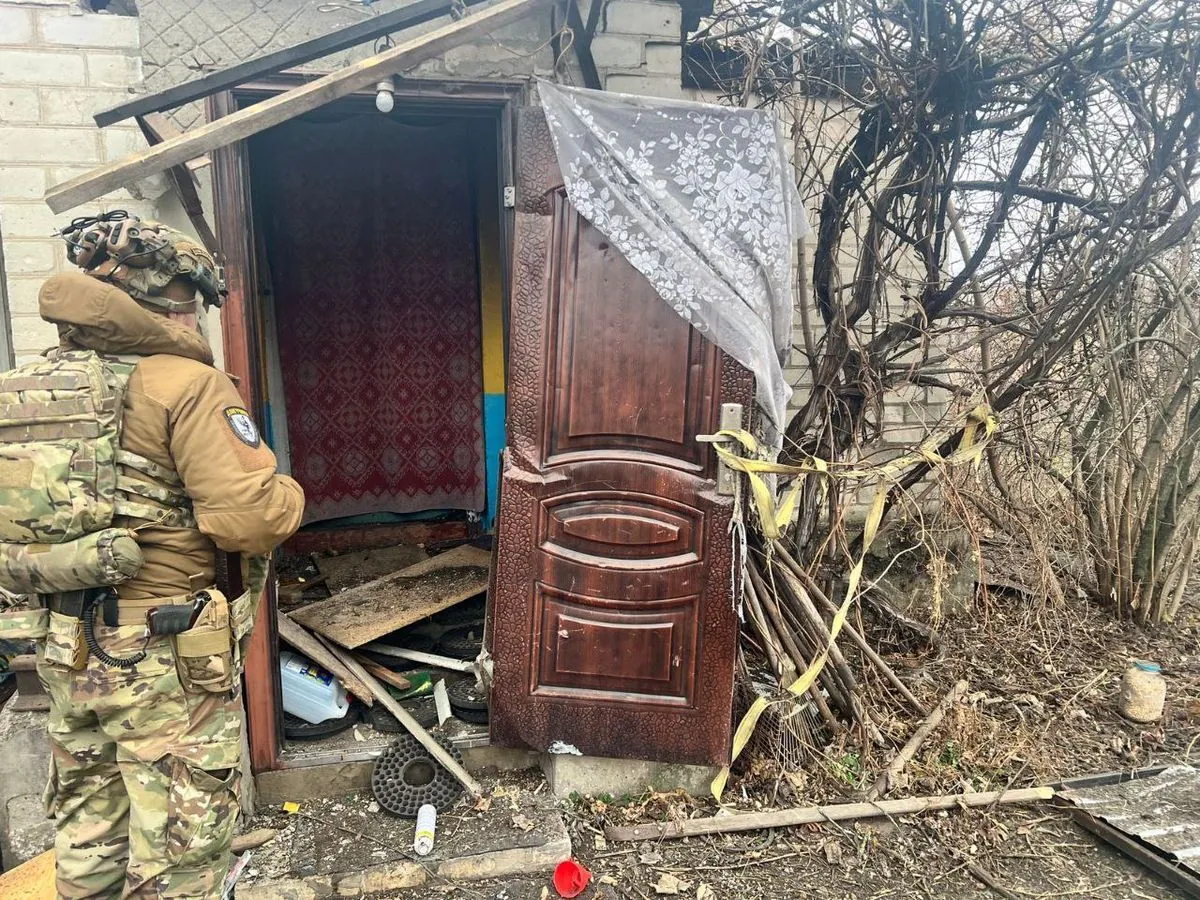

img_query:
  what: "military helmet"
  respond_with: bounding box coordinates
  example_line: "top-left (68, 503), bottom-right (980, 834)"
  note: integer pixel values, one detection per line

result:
top-left (59, 211), bottom-right (224, 311)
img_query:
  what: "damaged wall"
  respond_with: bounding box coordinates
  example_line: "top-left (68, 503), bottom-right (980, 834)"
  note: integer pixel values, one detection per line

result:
top-left (0, 0), bottom-right (169, 365)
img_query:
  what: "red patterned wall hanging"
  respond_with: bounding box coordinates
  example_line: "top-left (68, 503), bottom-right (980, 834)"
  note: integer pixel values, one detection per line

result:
top-left (252, 114), bottom-right (485, 522)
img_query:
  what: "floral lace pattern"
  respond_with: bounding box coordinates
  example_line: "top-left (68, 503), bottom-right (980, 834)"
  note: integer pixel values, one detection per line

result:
top-left (538, 80), bottom-right (809, 434)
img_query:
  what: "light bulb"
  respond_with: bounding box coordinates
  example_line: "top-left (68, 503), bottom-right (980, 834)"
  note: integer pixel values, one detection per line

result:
top-left (375, 78), bottom-right (395, 114)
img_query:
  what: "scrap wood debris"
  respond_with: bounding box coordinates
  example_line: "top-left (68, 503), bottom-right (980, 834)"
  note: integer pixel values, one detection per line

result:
top-left (290, 544), bottom-right (490, 649)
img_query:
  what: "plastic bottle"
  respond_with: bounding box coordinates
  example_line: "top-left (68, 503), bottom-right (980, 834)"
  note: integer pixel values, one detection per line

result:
top-left (413, 804), bottom-right (437, 856)
top-left (1118, 660), bottom-right (1166, 723)
top-left (279, 650), bottom-right (350, 724)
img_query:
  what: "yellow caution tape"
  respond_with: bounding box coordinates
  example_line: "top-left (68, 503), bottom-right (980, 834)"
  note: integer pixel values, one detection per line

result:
top-left (712, 404), bottom-right (997, 801)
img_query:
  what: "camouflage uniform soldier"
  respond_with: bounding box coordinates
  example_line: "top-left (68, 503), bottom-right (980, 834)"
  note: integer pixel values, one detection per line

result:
top-left (0, 212), bottom-right (304, 898)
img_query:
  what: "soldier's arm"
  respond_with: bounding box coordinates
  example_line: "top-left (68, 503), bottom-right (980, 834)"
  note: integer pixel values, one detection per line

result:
top-left (169, 368), bottom-right (305, 556)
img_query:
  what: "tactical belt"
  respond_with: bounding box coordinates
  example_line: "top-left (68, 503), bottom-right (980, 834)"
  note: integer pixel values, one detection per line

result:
top-left (41, 590), bottom-right (193, 627)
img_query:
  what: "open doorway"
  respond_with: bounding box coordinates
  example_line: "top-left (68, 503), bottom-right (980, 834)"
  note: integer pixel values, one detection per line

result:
top-left (246, 99), bottom-right (506, 534)
top-left (223, 86), bottom-right (512, 768)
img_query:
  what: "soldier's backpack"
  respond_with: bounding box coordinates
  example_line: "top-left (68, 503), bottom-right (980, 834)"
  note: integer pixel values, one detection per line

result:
top-left (0, 349), bottom-right (194, 595)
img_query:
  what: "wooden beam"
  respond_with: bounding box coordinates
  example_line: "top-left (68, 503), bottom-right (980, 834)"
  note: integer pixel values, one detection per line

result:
top-left (318, 636), bottom-right (485, 798)
top-left (565, 0), bottom-right (602, 90)
top-left (136, 112), bottom-right (210, 172)
top-left (277, 612), bottom-right (376, 705)
top-left (93, 0), bottom-right (494, 128)
top-left (135, 115), bottom-right (220, 254)
top-left (605, 787), bottom-right (1056, 842)
top-left (46, 0), bottom-right (550, 214)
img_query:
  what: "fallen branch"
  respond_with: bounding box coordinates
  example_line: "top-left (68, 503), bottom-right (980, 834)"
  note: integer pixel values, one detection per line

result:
top-left (772, 542), bottom-right (928, 716)
top-left (317, 635), bottom-right (484, 799)
top-left (603, 786), bottom-right (1053, 842)
top-left (865, 679), bottom-right (969, 801)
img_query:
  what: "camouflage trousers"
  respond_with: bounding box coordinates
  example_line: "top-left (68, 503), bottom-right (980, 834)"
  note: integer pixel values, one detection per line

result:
top-left (37, 622), bottom-right (243, 899)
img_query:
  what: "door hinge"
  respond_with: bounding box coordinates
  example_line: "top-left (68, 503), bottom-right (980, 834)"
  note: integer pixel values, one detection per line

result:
top-left (503, 186), bottom-right (516, 208)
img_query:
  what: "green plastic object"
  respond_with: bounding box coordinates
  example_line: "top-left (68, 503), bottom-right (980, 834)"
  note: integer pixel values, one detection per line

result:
top-left (387, 670), bottom-right (434, 701)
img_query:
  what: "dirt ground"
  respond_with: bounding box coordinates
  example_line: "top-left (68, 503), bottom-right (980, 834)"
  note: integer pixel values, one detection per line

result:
top-left (356, 589), bottom-right (1200, 900)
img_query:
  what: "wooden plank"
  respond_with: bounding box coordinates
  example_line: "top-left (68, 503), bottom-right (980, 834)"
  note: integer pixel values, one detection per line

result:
top-left (359, 643), bottom-right (476, 673)
top-left (93, 0), bottom-right (494, 128)
top-left (317, 545), bottom-right (428, 593)
top-left (135, 114), bottom-right (220, 254)
top-left (136, 112), bottom-right (211, 171)
top-left (565, 0), bottom-right (601, 90)
top-left (605, 787), bottom-right (1056, 842)
top-left (46, 0), bottom-right (550, 213)
top-left (277, 611), bottom-right (375, 706)
top-left (0, 849), bottom-right (55, 898)
top-left (320, 638), bottom-right (484, 798)
top-left (356, 656), bottom-right (412, 692)
top-left (291, 545), bottom-right (490, 649)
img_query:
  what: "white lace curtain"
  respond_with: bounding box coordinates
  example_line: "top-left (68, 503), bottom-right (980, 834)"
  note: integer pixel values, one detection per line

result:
top-left (538, 79), bottom-right (809, 436)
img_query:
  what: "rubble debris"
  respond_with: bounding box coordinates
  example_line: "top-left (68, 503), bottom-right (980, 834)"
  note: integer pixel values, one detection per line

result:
top-left (277, 574), bottom-right (328, 607)
top-left (291, 545), bottom-right (490, 649)
top-left (433, 678), bottom-right (452, 726)
top-left (604, 786), bottom-right (1055, 842)
top-left (1060, 764), bottom-right (1200, 895)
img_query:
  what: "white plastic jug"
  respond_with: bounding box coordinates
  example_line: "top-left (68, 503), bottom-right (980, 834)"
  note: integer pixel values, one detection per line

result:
top-left (280, 650), bottom-right (350, 724)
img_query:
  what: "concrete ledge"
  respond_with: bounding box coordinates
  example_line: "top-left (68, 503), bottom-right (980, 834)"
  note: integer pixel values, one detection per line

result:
top-left (541, 753), bottom-right (719, 799)
top-left (256, 744), bottom-right (539, 806)
top-left (238, 811), bottom-right (571, 899)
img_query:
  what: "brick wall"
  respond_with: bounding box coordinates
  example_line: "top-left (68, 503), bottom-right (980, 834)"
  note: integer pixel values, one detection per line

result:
top-left (0, 0), bottom-right (162, 365)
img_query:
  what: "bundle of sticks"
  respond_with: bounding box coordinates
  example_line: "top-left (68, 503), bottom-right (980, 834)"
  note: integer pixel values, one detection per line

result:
top-left (741, 539), bottom-right (930, 745)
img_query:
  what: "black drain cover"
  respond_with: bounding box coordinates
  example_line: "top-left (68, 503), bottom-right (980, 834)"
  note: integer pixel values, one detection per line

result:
top-left (371, 732), bottom-right (464, 817)
top-left (437, 627), bottom-right (483, 660)
top-left (447, 679), bottom-right (489, 725)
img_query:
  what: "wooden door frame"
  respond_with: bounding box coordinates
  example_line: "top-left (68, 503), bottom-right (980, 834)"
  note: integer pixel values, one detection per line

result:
top-left (208, 76), bottom-right (523, 773)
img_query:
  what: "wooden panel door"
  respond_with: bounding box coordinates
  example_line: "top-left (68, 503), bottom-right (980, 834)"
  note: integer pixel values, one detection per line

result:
top-left (489, 109), bottom-right (752, 766)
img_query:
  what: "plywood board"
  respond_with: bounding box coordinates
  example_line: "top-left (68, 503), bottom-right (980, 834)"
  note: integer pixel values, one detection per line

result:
top-left (291, 545), bottom-right (490, 650)
top-left (318, 545), bottom-right (429, 593)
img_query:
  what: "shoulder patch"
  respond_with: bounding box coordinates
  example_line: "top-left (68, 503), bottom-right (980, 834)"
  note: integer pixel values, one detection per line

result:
top-left (223, 406), bottom-right (261, 448)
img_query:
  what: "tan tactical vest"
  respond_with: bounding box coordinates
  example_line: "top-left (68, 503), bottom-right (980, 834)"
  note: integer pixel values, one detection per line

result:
top-left (0, 349), bottom-right (195, 595)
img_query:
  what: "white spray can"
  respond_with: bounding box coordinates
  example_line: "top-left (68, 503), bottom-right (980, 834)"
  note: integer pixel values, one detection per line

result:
top-left (414, 804), bottom-right (437, 856)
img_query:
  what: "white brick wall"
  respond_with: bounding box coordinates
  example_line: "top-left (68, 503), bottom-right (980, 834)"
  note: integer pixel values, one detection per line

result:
top-left (0, 2), bottom-right (146, 363)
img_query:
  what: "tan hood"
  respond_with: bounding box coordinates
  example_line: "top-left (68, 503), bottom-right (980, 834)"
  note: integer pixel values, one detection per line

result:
top-left (39, 271), bottom-right (214, 366)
